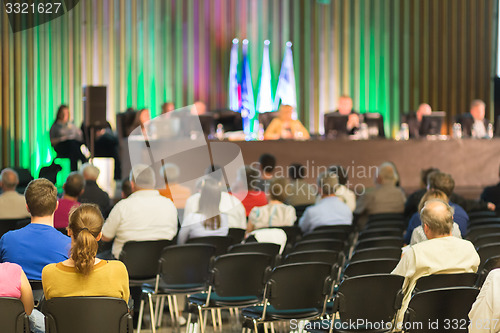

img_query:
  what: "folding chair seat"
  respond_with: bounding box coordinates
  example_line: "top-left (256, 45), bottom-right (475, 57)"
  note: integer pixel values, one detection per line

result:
top-left (241, 262), bottom-right (333, 332)
top-left (137, 244), bottom-right (216, 333)
top-left (187, 253), bottom-right (273, 333)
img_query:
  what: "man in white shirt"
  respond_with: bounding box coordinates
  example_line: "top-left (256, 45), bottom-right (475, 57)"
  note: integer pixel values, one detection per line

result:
top-left (469, 268), bottom-right (500, 333)
top-left (392, 199), bottom-right (480, 324)
top-left (298, 171), bottom-right (352, 234)
top-left (0, 168), bottom-right (30, 219)
top-left (101, 164), bottom-right (178, 259)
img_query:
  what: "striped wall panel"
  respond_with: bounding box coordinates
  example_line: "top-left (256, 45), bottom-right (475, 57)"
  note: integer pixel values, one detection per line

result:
top-left (0, 0), bottom-right (497, 173)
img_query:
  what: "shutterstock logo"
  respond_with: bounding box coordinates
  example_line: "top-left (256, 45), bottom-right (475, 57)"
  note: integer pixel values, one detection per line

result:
top-left (128, 106), bottom-right (247, 221)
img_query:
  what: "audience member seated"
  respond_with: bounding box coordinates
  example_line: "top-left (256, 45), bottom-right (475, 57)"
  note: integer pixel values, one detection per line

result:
top-left (81, 121), bottom-right (121, 180)
top-left (123, 108), bottom-right (151, 137)
top-left (254, 153), bottom-right (276, 192)
top-left (392, 199), bottom-right (480, 323)
top-left (285, 163), bottom-right (317, 206)
top-left (458, 99), bottom-right (491, 138)
top-left (404, 172), bottom-right (469, 244)
top-left (49, 104), bottom-right (87, 171)
top-left (299, 172), bottom-right (352, 234)
top-left (0, 168), bottom-right (30, 219)
top-left (405, 168), bottom-right (493, 216)
top-left (184, 169), bottom-right (246, 230)
top-left (0, 262), bottom-right (44, 333)
top-left (158, 163), bottom-right (192, 209)
top-left (481, 163), bottom-right (500, 214)
top-left (409, 189), bottom-right (462, 245)
top-left (404, 167), bottom-right (440, 219)
top-left (264, 105), bottom-right (310, 140)
top-left (402, 103), bottom-right (433, 139)
top-left (233, 165), bottom-right (267, 216)
top-left (0, 179), bottom-right (71, 280)
top-left (79, 164), bottom-right (111, 217)
top-left (100, 164), bottom-right (178, 259)
top-left (354, 162), bottom-right (406, 228)
top-left (54, 172), bottom-right (84, 229)
top-left (177, 178), bottom-right (229, 244)
top-left (468, 268), bottom-right (500, 333)
top-left (327, 165), bottom-right (356, 211)
top-left (247, 178), bottom-right (296, 233)
top-left (42, 204), bottom-right (129, 301)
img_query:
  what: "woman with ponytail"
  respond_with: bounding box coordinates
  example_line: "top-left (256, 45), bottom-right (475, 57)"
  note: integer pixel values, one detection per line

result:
top-left (42, 204), bottom-right (129, 302)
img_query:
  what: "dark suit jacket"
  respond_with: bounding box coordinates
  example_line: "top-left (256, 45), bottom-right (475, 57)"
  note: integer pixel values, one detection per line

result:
top-left (457, 113), bottom-right (490, 137)
top-left (481, 183), bottom-right (500, 214)
top-left (79, 180), bottom-right (111, 217)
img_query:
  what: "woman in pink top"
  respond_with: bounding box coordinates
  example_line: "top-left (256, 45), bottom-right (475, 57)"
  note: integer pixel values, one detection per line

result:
top-left (0, 262), bottom-right (44, 332)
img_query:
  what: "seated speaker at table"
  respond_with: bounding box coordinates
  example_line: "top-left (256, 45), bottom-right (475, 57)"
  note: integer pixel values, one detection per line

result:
top-left (457, 99), bottom-right (491, 138)
top-left (324, 95), bottom-right (362, 137)
top-left (402, 103), bottom-right (432, 138)
top-left (264, 105), bottom-right (310, 140)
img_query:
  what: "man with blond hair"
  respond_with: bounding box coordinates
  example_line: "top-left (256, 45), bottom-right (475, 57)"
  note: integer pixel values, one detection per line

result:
top-left (392, 199), bottom-right (479, 324)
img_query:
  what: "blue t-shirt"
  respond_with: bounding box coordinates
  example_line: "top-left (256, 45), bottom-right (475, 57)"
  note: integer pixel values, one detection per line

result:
top-left (0, 223), bottom-right (71, 280)
top-left (298, 196), bottom-right (353, 234)
top-left (404, 202), bottom-right (469, 244)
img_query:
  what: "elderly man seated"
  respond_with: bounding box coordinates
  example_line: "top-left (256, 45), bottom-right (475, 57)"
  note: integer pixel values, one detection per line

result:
top-left (392, 199), bottom-right (480, 324)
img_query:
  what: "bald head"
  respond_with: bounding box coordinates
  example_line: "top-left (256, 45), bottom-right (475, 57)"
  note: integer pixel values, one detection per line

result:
top-left (1, 168), bottom-right (19, 191)
top-left (420, 199), bottom-right (454, 237)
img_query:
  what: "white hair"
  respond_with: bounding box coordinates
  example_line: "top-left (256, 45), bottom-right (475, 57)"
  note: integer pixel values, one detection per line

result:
top-left (81, 163), bottom-right (100, 180)
top-left (130, 164), bottom-right (156, 189)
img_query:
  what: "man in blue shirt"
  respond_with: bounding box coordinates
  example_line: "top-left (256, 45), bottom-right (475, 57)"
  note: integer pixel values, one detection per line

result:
top-left (404, 172), bottom-right (469, 244)
top-left (299, 171), bottom-right (352, 234)
top-left (0, 178), bottom-right (71, 280)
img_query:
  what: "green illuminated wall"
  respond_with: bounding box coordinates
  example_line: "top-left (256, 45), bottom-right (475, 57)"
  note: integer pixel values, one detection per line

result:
top-left (0, 0), bottom-right (497, 175)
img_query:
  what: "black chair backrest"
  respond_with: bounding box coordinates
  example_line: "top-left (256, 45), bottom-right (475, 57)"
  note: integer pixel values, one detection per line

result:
top-left (284, 250), bottom-right (342, 266)
top-left (228, 242), bottom-right (280, 257)
top-left (292, 239), bottom-right (345, 253)
top-left (0, 218), bottom-right (30, 238)
top-left (43, 297), bottom-right (132, 333)
top-left (405, 287), bottom-right (479, 332)
top-left (472, 233), bottom-right (500, 248)
top-left (0, 297), bottom-right (29, 333)
top-left (468, 210), bottom-right (498, 220)
top-left (466, 224), bottom-right (500, 241)
top-left (227, 228), bottom-right (245, 244)
top-left (469, 217), bottom-right (500, 227)
top-left (267, 263), bottom-right (332, 311)
top-left (301, 230), bottom-right (349, 242)
top-left (477, 256), bottom-right (500, 287)
top-left (367, 213), bottom-right (404, 223)
top-left (365, 221), bottom-right (405, 230)
top-left (313, 224), bottom-right (354, 234)
top-left (186, 236), bottom-right (233, 256)
top-left (354, 237), bottom-right (403, 251)
top-left (343, 259), bottom-right (399, 278)
top-left (211, 253), bottom-right (272, 297)
top-left (358, 228), bottom-right (403, 240)
top-left (349, 247), bottom-right (402, 262)
top-left (159, 244), bottom-right (216, 286)
top-left (119, 240), bottom-right (172, 280)
top-left (477, 243), bottom-right (500, 267)
top-left (335, 274), bottom-right (404, 325)
top-left (413, 273), bottom-right (478, 293)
